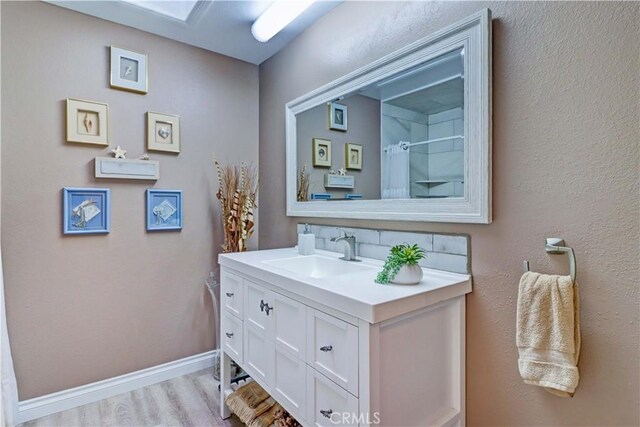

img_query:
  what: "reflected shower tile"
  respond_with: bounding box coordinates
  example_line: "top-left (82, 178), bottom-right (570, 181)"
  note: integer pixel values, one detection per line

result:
top-left (383, 104), bottom-right (428, 123)
top-left (411, 122), bottom-right (428, 143)
top-left (428, 182), bottom-right (456, 197)
top-left (428, 121), bottom-right (454, 139)
top-left (428, 121), bottom-right (454, 153)
top-left (428, 107), bottom-right (463, 125)
top-left (382, 115), bottom-right (411, 146)
top-left (453, 118), bottom-right (464, 135)
top-left (453, 182), bottom-right (464, 196)
top-left (428, 151), bottom-right (464, 179)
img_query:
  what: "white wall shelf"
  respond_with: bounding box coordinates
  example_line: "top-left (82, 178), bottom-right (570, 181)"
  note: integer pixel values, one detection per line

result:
top-left (94, 157), bottom-right (159, 180)
top-left (324, 174), bottom-right (355, 189)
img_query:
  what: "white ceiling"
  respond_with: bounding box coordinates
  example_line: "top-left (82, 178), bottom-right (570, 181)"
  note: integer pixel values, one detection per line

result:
top-left (46, 0), bottom-right (341, 65)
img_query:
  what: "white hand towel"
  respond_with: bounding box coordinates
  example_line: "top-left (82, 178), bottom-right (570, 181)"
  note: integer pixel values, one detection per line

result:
top-left (516, 272), bottom-right (580, 397)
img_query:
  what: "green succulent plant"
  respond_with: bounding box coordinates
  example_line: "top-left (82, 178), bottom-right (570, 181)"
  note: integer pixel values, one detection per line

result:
top-left (375, 243), bottom-right (426, 284)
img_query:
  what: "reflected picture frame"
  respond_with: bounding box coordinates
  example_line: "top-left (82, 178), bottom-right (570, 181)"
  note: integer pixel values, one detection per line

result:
top-left (147, 112), bottom-right (180, 154)
top-left (63, 187), bottom-right (110, 235)
top-left (146, 189), bottom-right (183, 231)
top-left (110, 46), bottom-right (148, 94)
top-left (345, 143), bottom-right (363, 170)
top-left (312, 138), bottom-right (332, 167)
top-left (328, 102), bottom-right (347, 131)
top-left (66, 98), bottom-right (109, 146)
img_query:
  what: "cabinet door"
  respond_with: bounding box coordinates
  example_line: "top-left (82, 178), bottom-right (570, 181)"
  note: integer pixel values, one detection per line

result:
top-left (307, 367), bottom-right (359, 427)
top-left (245, 280), bottom-right (271, 335)
top-left (272, 346), bottom-right (307, 424)
top-left (243, 321), bottom-right (274, 387)
top-left (270, 290), bottom-right (306, 360)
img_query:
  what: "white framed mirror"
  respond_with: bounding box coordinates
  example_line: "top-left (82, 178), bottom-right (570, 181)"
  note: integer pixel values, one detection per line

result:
top-left (286, 9), bottom-right (492, 223)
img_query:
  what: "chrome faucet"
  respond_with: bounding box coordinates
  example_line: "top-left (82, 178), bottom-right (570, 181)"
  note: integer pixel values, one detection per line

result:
top-left (330, 231), bottom-right (360, 262)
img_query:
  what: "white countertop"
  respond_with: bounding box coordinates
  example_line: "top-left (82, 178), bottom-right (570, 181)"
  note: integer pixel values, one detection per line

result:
top-left (219, 247), bottom-right (472, 323)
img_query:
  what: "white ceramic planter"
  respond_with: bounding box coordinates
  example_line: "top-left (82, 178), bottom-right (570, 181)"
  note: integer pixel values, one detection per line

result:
top-left (391, 264), bottom-right (424, 285)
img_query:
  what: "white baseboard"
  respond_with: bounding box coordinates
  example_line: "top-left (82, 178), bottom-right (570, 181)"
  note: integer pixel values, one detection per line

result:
top-left (18, 350), bottom-right (218, 424)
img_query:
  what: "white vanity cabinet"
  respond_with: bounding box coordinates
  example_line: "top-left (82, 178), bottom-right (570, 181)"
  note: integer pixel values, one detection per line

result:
top-left (223, 272), bottom-right (308, 421)
top-left (219, 249), bottom-right (471, 427)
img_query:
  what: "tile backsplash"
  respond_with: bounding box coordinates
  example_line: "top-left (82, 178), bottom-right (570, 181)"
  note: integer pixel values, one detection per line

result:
top-left (297, 224), bottom-right (470, 274)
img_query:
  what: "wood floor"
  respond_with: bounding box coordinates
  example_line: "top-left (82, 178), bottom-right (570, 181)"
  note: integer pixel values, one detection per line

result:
top-left (21, 369), bottom-right (245, 427)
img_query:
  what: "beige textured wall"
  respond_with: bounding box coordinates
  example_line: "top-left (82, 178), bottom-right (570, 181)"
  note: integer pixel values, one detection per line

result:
top-left (1, 2), bottom-right (258, 400)
top-left (259, 2), bottom-right (639, 426)
top-left (296, 95), bottom-right (381, 199)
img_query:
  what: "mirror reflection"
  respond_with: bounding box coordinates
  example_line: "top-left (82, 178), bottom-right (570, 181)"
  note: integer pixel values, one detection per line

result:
top-left (296, 47), bottom-right (465, 202)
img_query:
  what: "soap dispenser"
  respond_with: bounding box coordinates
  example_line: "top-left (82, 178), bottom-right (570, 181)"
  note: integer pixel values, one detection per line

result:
top-left (298, 224), bottom-right (315, 255)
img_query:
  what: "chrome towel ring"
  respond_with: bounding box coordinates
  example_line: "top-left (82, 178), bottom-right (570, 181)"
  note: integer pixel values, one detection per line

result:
top-left (523, 238), bottom-right (577, 283)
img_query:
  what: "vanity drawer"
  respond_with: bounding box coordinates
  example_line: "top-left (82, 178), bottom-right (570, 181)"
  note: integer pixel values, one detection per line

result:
top-left (307, 366), bottom-right (359, 427)
top-left (221, 270), bottom-right (244, 319)
top-left (306, 309), bottom-right (359, 396)
top-left (221, 311), bottom-right (243, 363)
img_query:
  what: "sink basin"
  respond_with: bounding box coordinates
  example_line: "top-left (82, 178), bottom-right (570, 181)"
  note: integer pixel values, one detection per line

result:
top-left (263, 255), bottom-right (375, 279)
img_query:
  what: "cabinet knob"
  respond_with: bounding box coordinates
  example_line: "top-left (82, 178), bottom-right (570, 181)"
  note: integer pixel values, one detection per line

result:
top-left (264, 304), bottom-right (273, 316)
top-left (320, 345), bottom-right (333, 352)
top-left (226, 292), bottom-right (234, 297)
top-left (320, 409), bottom-right (333, 418)
top-left (260, 300), bottom-right (266, 312)
top-left (225, 332), bottom-right (234, 338)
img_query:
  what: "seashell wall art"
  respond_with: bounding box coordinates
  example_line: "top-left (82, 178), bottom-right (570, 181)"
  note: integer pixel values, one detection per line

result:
top-left (66, 98), bottom-right (109, 146)
top-left (147, 112), bottom-right (180, 154)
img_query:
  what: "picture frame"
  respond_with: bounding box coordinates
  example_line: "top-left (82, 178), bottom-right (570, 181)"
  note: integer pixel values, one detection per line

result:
top-left (110, 46), bottom-right (148, 94)
top-left (345, 143), bottom-right (363, 170)
top-left (66, 98), bottom-right (109, 146)
top-left (146, 189), bottom-right (183, 231)
top-left (328, 102), bottom-right (347, 131)
top-left (63, 187), bottom-right (110, 235)
top-left (312, 138), bottom-right (332, 167)
top-left (147, 112), bottom-right (180, 154)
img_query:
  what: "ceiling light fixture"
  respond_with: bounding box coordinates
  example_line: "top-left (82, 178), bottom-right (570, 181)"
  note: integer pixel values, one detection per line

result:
top-left (251, 0), bottom-right (316, 43)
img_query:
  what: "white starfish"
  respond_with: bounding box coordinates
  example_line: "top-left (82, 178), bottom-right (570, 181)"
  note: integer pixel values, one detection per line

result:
top-left (111, 145), bottom-right (127, 159)
top-left (338, 167), bottom-right (347, 176)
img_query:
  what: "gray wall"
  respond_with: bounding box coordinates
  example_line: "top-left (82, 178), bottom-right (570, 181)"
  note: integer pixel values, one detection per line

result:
top-left (259, 2), bottom-right (639, 426)
top-left (2, 1), bottom-right (258, 400)
top-left (296, 94), bottom-right (381, 199)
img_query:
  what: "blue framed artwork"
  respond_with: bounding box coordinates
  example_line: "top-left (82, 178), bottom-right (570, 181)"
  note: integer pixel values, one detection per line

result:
top-left (146, 189), bottom-right (183, 231)
top-left (63, 188), bottom-right (110, 235)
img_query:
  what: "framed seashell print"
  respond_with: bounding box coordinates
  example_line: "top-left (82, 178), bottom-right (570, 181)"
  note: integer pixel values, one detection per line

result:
top-left (110, 46), bottom-right (148, 94)
top-left (328, 102), bottom-right (347, 131)
top-left (146, 189), bottom-right (182, 231)
top-left (312, 138), bottom-right (331, 167)
top-left (66, 98), bottom-right (109, 146)
top-left (345, 143), bottom-right (363, 170)
top-left (147, 112), bottom-right (180, 154)
top-left (63, 187), bottom-right (110, 234)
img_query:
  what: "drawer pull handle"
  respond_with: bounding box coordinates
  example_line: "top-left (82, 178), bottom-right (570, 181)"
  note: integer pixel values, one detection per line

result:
top-left (225, 332), bottom-right (234, 338)
top-left (320, 409), bottom-right (333, 418)
top-left (260, 300), bottom-right (266, 312)
top-left (264, 304), bottom-right (273, 316)
top-left (320, 345), bottom-right (333, 352)
top-left (226, 292), bottom-right (234, 297)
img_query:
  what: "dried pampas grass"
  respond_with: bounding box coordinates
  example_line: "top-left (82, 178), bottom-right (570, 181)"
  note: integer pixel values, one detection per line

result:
top-left (213, 156), bottom-right (258, 253)
top-left (297, 165), bottom-right (310, 202)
